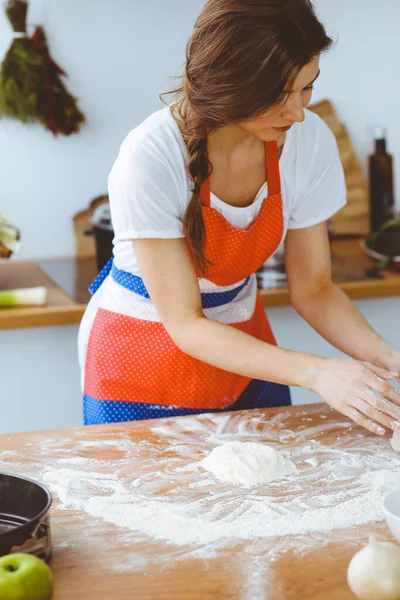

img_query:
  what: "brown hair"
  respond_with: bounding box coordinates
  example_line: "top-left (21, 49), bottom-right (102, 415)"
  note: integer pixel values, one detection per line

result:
top-left (166, 0), bottom-right (333, 273)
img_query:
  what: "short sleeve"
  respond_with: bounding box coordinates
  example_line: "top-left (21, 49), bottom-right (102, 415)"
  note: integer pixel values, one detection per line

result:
top-left (108, 131), bottom-right (185, 241)
top-left (287, 118), bottom-right (347, 230)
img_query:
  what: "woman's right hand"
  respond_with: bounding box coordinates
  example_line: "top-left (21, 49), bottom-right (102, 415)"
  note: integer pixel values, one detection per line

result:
top-left (308, 358), bottom-right (400, 435)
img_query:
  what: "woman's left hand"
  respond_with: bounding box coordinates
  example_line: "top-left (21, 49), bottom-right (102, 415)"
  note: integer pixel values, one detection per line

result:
top-left (381, 348), bottom-right (400, 381)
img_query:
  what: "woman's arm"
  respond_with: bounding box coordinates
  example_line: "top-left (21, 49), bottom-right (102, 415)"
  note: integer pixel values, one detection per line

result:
top-left (133, 237), bottom-right (316, 387)
top-left (284, 223), bottom-right (400, 372)
top-left (133, 237), bottom-right (400, 435)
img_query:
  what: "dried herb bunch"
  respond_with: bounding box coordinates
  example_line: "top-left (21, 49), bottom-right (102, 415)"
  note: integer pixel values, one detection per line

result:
top-left (0, 0), bottom-right (86, 135)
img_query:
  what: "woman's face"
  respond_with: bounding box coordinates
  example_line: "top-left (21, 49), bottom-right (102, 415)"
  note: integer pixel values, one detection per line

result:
top-left (238, 56), bottom-right (321, 142)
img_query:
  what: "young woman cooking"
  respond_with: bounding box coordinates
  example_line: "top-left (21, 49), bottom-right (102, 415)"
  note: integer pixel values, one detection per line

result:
top-left (79, 0), bottom-right (400, 433)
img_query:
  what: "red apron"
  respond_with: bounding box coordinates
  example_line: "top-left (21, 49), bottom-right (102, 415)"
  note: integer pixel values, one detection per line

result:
top-left (82, 141), bottom-right (289, 424)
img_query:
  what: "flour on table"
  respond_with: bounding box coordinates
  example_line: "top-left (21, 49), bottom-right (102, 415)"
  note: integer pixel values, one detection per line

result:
top-left (201, 441), bottom-right (298, 486)
top-left (3, 408), bottom-right (400, 559)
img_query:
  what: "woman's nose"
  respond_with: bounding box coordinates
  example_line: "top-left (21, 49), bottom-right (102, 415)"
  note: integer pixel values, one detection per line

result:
top-left (283, 98), bottom-right (306, 123)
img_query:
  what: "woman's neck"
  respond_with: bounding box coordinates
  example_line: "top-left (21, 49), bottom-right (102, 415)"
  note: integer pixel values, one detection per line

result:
top-left (208, 124), bottom-right (285, 163)
top-left (170, 104), bottom-right (285, 159)
top-left (208, 124), bottom-right (260, 158)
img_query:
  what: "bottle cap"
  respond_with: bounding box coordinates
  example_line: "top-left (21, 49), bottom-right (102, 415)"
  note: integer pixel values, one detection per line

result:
top-left (373, 127), bottom-right (386, 140)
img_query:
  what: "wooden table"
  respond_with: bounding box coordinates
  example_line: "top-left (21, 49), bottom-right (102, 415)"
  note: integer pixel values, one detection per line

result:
top-left (1, 403), bottom-right (399, 599)
top-left (1, 239), bottom-right (400, 330)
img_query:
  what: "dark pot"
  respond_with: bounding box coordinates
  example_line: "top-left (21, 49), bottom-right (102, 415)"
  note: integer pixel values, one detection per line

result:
top-left (0, 473), bottom-right (52, 563)
top-left (92, 224), bottom-right (114, 272)
top-left (85, 203), bottom-right (114, 271)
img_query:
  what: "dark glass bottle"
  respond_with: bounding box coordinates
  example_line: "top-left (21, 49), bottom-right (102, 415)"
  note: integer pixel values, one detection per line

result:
top-left (369, 128), bottom-right (395, 233)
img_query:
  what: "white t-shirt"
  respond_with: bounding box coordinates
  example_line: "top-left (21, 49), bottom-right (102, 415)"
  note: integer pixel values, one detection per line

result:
top-left (109, 107), bottom-right (346, 276)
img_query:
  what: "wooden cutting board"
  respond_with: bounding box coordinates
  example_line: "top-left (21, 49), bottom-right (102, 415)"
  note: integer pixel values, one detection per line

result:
top-left (309, 99), bottom-right (370, 236)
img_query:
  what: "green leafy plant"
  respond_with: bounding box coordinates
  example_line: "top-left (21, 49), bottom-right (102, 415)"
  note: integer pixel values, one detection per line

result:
top-left (366, 218), bottom-right (400, 269)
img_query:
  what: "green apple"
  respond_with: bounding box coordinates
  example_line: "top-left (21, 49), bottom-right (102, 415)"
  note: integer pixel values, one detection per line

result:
top-left (0, 553), bottom-right (54, 600)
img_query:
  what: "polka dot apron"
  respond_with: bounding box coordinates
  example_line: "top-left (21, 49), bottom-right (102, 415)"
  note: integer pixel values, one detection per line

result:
top-left (83, 141), bottom-right (291, 424)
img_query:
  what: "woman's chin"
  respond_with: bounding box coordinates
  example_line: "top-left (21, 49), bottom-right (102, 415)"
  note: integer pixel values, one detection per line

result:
top-left (256, 129), bottom-right (286, 144)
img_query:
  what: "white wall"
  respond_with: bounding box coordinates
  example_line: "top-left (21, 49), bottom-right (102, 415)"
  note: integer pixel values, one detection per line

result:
top-left (0, 0), bottom-right (204, 260)
top-left (1, 0), bottom-right (400, 261)
top-left (1, 325), bottom-right (82, 434)
top-left (313, 0), bottom-right (400, 194)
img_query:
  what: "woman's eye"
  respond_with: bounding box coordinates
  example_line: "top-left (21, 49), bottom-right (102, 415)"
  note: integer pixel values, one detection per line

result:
top-left (302, 85), bottom-right (314, 93)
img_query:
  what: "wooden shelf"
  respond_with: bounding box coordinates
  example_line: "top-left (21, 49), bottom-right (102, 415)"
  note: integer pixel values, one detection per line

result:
top-left (0, 261), bottom-right (86, 330)
top-left (1, 239), bottom-right (399, 330)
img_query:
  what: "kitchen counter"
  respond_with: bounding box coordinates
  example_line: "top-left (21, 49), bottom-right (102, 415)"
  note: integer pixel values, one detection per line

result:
top-left (0, 261), bottom-right (86, 330)
top-left (1, 239), bottom-right (399, 330)
top-left (0, 403), bottom-right (398, 600)
top-left (263, 238), bottom-right (400, 307)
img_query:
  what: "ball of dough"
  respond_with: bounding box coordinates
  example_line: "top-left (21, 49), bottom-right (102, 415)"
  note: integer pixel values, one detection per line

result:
top-left (347, 536), bottom-right (400, 600)
top-left (390, 431), bottom-right (400, 452)
top-left (201, 441), bottom-right (297, 487)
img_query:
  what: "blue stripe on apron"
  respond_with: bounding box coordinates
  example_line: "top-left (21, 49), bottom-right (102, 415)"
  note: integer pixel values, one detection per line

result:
top-left (83, 380), bottom-right (291, 425)
top-left (89, 257), bottom-right (251, 309)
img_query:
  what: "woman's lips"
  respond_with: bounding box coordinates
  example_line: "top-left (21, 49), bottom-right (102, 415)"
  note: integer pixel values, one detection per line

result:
top-left (273, 125), bottom-right (293, 133)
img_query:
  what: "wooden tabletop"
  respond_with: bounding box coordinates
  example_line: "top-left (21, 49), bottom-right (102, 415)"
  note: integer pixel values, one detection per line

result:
top-left (1, 403), bottom-right (399, 600)
top-left (1, 239), bottom-right (400, 330)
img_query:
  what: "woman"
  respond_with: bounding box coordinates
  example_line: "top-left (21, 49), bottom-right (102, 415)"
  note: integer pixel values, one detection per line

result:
top-left (79, 0), bottom-right (400, 434)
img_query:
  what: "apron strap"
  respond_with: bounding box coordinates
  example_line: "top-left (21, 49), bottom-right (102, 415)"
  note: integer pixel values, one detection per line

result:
top-left (265, 141), bottom-right (281, 196)
top-left (89, 257), bottom-right (113, 295)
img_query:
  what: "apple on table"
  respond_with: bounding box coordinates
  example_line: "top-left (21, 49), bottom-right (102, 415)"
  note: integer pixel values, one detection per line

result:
top-left (0, 553), bottom-right (53, 600)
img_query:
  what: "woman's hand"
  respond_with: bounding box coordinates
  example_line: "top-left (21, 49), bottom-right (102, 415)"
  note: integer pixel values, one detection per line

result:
top-left (381, 348), bottom-right (400, 382)
top-left (308, 358), bottom-right (400, 435)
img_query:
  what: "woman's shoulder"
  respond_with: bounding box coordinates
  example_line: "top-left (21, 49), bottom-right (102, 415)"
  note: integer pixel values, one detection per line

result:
top-left (108, 108), bottom-right (190, 219)
top-left (116, 107), bottom-right (188, 172)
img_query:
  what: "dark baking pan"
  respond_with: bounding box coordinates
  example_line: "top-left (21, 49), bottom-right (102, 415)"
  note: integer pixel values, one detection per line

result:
top-left (0, 473), bottom-right (52, 562)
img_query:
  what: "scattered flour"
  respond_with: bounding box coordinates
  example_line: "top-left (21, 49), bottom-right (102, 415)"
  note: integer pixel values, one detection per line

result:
top-left (41, 465), bottom-right (400, 547)
top-left (56, 457), bottom-right (96, 465)
top-left (4, 410), bottom-right (400, 555)
top-left (200, 441), bottom-right (297, 486)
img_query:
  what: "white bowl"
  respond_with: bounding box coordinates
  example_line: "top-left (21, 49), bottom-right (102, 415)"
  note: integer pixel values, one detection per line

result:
top-left (383, 489), bottom-right (400, 543)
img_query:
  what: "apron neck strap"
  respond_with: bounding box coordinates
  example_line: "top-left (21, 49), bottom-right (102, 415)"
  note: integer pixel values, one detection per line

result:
top-left (200, 140), bottom-right (281, 207)
top-left (265, 141), bottom-right (281, 196)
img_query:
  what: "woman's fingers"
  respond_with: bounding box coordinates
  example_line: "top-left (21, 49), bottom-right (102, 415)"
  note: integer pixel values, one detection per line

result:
top-left (365, 372), bottom-right (400, 407)
top-left (354, 395), bottom-right (400, 431)
top-left (360, 385), bottom-right (400, 423)
top-left (363, 362), bottom-right (398, 380)
top-left (343, 405), bottom-right (386, 436)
